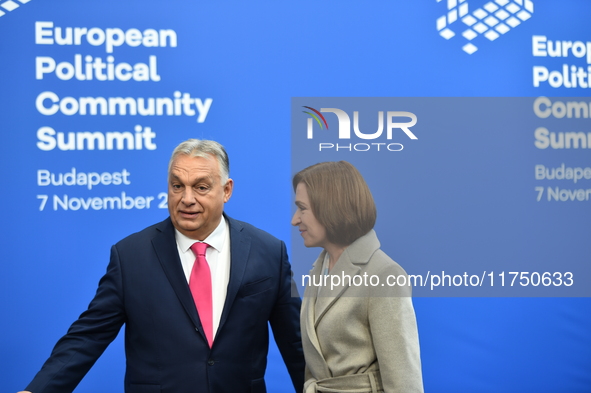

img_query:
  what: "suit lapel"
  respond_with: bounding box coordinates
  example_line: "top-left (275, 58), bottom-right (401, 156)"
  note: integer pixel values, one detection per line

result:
top-left (151, 218), bottom-right (203, 333)
top-left (217, 215), bottom-right (250, 334)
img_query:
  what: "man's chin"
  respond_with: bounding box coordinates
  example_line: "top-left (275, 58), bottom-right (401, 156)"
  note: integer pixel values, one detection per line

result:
top-left (179, 223), bottom-right (203, 232)
top-left (173, 218), bottom-right (203, 232)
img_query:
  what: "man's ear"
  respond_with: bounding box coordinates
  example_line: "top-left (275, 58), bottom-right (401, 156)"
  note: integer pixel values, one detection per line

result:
top-left (223, 178), bottom-right (234, 203)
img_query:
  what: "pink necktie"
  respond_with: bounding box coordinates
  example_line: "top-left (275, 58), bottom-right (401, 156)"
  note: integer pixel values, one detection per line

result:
top-left (189, 242), bottom-right (213, 347)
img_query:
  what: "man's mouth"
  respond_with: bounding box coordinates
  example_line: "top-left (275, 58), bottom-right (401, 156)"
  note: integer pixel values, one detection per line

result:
top-left (180, 211), bottom-right (200, 218)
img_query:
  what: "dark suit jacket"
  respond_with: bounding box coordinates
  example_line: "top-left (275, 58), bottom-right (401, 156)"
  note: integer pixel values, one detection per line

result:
top-left (26, 215), bottom-right (305, 393)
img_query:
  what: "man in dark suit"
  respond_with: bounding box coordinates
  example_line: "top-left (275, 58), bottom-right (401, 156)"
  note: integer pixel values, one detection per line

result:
top-left (20, 139), bottom-right (305, 393)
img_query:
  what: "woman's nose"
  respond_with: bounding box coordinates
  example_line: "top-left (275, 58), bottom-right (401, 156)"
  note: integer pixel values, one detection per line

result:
top-left (291, 211), bottom-right (300, 226)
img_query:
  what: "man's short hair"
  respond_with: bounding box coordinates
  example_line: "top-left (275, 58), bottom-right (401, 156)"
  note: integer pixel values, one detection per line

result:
top-left (293, 161), bottom-right (376, 246)
top-left (168, 139), bottom-right (230, 183)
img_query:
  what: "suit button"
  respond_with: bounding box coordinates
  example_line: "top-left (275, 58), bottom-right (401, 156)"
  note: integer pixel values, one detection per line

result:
top-left (207, 360), bottom-right (215, 366)
top-left (195, 327), bottom-right (199, 332)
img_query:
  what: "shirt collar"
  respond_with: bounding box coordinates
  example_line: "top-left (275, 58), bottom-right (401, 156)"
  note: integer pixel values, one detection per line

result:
top-left (174, 216), bottom-right (227, 253)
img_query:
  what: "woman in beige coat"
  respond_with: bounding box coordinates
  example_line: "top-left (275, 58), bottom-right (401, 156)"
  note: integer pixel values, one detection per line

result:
top-left (292, 161), bottom-right (423, 393)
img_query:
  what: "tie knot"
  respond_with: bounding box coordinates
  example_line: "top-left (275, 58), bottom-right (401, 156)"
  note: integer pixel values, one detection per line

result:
top-left (191, 242), bottom-right (209, 257)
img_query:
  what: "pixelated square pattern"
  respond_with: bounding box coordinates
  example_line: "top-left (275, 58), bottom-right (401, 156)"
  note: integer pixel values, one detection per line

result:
top-left (436, 0), bottom-right (534, 54)
top-left (0, 0), bottom-right (31, 17)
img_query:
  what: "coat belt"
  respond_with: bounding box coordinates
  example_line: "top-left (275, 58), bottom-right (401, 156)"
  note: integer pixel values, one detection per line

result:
top-left (304, 370), bottom-right (382, 393)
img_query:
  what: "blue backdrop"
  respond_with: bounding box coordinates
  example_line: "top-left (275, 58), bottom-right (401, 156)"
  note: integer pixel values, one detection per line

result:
top-left (1, 1), bottom-right (590, 392)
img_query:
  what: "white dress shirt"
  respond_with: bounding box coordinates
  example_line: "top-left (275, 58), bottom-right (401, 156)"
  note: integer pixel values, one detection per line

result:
top-left (175, 217), bottom-right (231, 340)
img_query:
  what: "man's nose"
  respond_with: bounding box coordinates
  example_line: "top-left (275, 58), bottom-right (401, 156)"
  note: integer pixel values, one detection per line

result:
top-left (181, 188), bottom-right (196, 204)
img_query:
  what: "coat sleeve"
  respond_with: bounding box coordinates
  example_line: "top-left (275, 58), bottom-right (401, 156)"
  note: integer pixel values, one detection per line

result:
top-left (268, 240), bottom-right (306, 392)
top-left (25, 245), bottom-right (127, 393)
top-left (368, 264), bottom-right (424, 393)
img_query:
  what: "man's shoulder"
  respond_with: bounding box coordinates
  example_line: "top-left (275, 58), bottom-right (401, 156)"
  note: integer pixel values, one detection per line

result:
top-left (115, 217), bottom-right (172, 247)
top-left (226, 215), bottom-right (283, 246)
